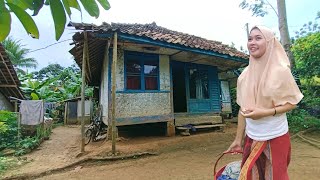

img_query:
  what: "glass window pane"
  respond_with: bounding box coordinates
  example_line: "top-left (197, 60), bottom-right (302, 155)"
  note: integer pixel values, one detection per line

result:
top-left (144, 62), bottom-right (158, 75)
top-left (126, 60), bottom-right (141, 74)
top-left (189, 68), bottom-right (197, 99)
top-left (126, 76), bottom-right (141, 90)
top-left (125, 53), bottom-right (159, 91)
top-left (145, 77), bottom-right (158, 90)
top-left (189, 68), bottom-right (209, 99)
top-left (200, 71), bottom-right (209, 99)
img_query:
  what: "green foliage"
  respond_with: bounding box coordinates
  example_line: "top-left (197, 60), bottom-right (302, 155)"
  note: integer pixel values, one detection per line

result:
top-left (292, 32), bottom-right (320, 80)
top-left (239, 0), bottom-right (269, 17)
top-left (0, 110), bottom-right (52, 157)
top-left (293, 11), bottom-right (320, 39)
top-left (32, 63), bottom-right (64, 80)
top-left (0, 111), bottom-right (18, 151)
top-left (2, 37), bottom-right (38, 74)
top-left (0, 2), bottom-right (11, 40)
top-left (14, 136), bottom-right (40, 156)
top-left (6, 3), bottom-right (39, 39)
top-left (80, 0), bottom-right (99, 18)
top-left (292, 31), bottom-right (320, 118)
top-left (20, 64), bottom-right (93, 102)
top-left (0, 157), bottom-right (19, 175)
top-left (49, 0), bottom-right (66, 40)
top-left (0, 0), bottom-right (111, 41)
top-left (287, 108), bottom-right (320, 133)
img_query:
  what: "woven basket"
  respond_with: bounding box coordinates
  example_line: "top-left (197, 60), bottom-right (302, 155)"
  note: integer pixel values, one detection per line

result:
top-left (213, 151), bottom-right (242, 180)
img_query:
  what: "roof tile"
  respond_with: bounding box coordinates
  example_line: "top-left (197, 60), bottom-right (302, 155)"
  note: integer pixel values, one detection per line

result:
top-left (69, 22), bottom-right (248, 59)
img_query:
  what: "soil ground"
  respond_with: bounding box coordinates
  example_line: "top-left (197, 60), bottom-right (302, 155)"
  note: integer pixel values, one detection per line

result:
top-left (2, 122), bottom-right (320, 180)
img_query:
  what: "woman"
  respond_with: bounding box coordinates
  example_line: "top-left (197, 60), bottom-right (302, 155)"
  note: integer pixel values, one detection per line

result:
top-left (227, 26), bottom-right (303, 180)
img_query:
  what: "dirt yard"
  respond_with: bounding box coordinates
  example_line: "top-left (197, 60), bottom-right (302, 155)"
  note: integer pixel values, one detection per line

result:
top-left (2, 123), bottom-right (320, 180)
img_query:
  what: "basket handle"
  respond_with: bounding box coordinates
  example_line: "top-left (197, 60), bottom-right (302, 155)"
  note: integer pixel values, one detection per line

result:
top-left (213, 150), bottom-right (243, 176)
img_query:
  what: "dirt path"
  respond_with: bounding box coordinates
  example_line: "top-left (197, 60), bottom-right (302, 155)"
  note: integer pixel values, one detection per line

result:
top-left (2, 125), bottom-right (82, 178)
top-left (3, 124), bottom-right (320, 180)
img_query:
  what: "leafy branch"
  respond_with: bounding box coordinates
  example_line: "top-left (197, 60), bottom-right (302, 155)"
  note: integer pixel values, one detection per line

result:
top-left (0, 0), bottom-right (110, 41)
top-left (239, 0), bottom-right (278, 17)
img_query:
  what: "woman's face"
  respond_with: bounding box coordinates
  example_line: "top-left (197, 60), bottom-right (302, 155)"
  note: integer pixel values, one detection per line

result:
top-left (247, 28), bottom-right (267, 58)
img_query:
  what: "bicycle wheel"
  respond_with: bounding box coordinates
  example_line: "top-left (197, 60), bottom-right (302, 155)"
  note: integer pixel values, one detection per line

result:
top-left (85, 129), bottom-right (93, 145)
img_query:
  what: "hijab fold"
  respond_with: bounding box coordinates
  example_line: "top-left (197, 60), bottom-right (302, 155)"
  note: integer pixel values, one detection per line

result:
top-left (237, 26), bottom-right (303, 109)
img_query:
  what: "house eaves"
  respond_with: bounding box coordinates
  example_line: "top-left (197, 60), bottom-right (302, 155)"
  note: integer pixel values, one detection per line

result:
top-left (69, 22), bottom-right (249, 86)
top-left (0, 43), bottom-right (25, 100)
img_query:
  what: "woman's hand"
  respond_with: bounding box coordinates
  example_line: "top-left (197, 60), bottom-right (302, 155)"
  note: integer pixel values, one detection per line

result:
top-left (226, 140), bottom-right (242, 153)
top-left (240, 107), bottom-right (271, 120)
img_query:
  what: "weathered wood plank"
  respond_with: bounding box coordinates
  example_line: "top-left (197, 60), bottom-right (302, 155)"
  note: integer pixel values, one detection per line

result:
top-left (116, 114), bottom-right (174, 126)
top-left (174, 113), bottom-right (222, 126)
top-left (176, 124), bottom-right (225, 130)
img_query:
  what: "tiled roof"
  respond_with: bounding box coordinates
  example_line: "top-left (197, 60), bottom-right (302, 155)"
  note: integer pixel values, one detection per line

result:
top-left (70, 22), bottom-right (248, 59)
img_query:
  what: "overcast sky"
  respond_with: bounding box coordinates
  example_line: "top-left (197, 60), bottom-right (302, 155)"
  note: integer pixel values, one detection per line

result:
top-left (7, 0), bottom-right (320, 71)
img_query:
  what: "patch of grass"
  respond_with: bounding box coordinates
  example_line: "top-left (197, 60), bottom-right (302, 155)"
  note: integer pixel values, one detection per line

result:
top-left (0, 157), bottom-right (18, 176)
top-left (52, 122), bottom-right (64, 129)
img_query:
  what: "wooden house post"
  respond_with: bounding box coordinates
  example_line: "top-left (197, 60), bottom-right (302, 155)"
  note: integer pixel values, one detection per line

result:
top-left (14, 100), bottom-right (21, 141)
top-left (111, 32), bottom-right (118, 154)
top-left (80, 31), bottom-right (88, 153)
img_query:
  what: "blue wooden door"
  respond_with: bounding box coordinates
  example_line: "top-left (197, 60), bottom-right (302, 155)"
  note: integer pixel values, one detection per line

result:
top-left (186, 64), bottom-right (220, 113)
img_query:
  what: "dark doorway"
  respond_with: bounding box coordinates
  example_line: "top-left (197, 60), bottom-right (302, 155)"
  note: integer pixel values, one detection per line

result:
top-left (68, 101), bottom-right (78, 119)
top-left (172, 61), bottom-right (187, 112)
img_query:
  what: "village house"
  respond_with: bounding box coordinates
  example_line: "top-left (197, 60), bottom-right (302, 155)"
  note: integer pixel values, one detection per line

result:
top-left (0, 43), bottom-right (24, 111)
top-left (69, 22), bottom-right (248, 136)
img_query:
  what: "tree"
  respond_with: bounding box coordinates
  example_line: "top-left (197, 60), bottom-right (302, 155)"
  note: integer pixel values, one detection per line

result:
top-left (240, 0), bottom-right (295, 68)
top-left (291, 12), bottom-right (320, 118)
top-left (20, 64), bottom-right (92, 101)
top-left (0, 0), bottom-right (111, 41)
top-left (33, 63), bottom-right (64, 80)
top-left (294, 11), bottom-right (320, 39)
top-left (292, 32), bottom-right (320, 82)
top-left (291, 32), bottom-right (320, 118)
top-left (2, 36), bottom-right (38, 74)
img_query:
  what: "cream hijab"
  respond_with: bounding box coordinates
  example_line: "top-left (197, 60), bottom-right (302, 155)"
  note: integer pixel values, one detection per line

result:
top-left (237, 26), bottom-right (303, 109)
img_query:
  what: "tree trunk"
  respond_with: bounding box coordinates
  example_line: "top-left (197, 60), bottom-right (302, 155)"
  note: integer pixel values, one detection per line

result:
top-left (277, 0), bottom-right (295, 69)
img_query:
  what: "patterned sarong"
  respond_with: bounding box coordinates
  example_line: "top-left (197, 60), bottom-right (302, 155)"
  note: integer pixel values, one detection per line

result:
top-left (239, 132), bottom-right (291, 180)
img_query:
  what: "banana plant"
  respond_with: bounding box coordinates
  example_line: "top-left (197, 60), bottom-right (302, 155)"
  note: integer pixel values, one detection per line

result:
top-left (20, 65), bottom-right (93, 101)
top-left (0, 0), bottom-right (111, 41)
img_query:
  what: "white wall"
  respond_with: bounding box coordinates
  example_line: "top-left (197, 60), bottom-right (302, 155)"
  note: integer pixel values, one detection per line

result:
top-left (100, 44), bottom-right (110, 125)
top-left (77, 100), bottom-right (91, 117)
top-left (0, 92), bottom-right (13, 111)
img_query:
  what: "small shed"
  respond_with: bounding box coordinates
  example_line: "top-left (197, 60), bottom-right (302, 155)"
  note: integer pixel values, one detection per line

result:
top-left (0, 43), bottom-right (24, 111)
top-left (64, 97), bottom-right (92, 124)
top-left (69, 22), bottom-right (248, 136)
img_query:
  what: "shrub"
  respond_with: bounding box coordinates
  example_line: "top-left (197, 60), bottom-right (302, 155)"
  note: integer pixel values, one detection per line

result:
top-left (0, 110), bottom-right (51, 156)
top-left (0, 111), bottom-right (18, 151)
top-left (287, 108), bottom-right (320, 133)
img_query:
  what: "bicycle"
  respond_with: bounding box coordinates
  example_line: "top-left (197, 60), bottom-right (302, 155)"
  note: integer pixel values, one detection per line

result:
top-left (84, 105), bottom-right (107, 145)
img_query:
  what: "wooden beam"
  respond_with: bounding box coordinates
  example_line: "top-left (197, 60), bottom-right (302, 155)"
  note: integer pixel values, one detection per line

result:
top-left (0, 84), bottom-right (17, 87)
top-left (0, 60), bottom-right (10, 85)
top-left (0, 52), bottom-right (17, 86)
top-left (80, 31), bottom-right (88, 153)
top-left (8, 87), bottom-right (19, 99)
top-left (86, 41), bottom-right (92, 81)
top-left (16, 87), bottom-right (24, 99)
top-left (169, 50), bottom-right (183, 57)
top-left (111, 32), bottom-right (118, 154)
